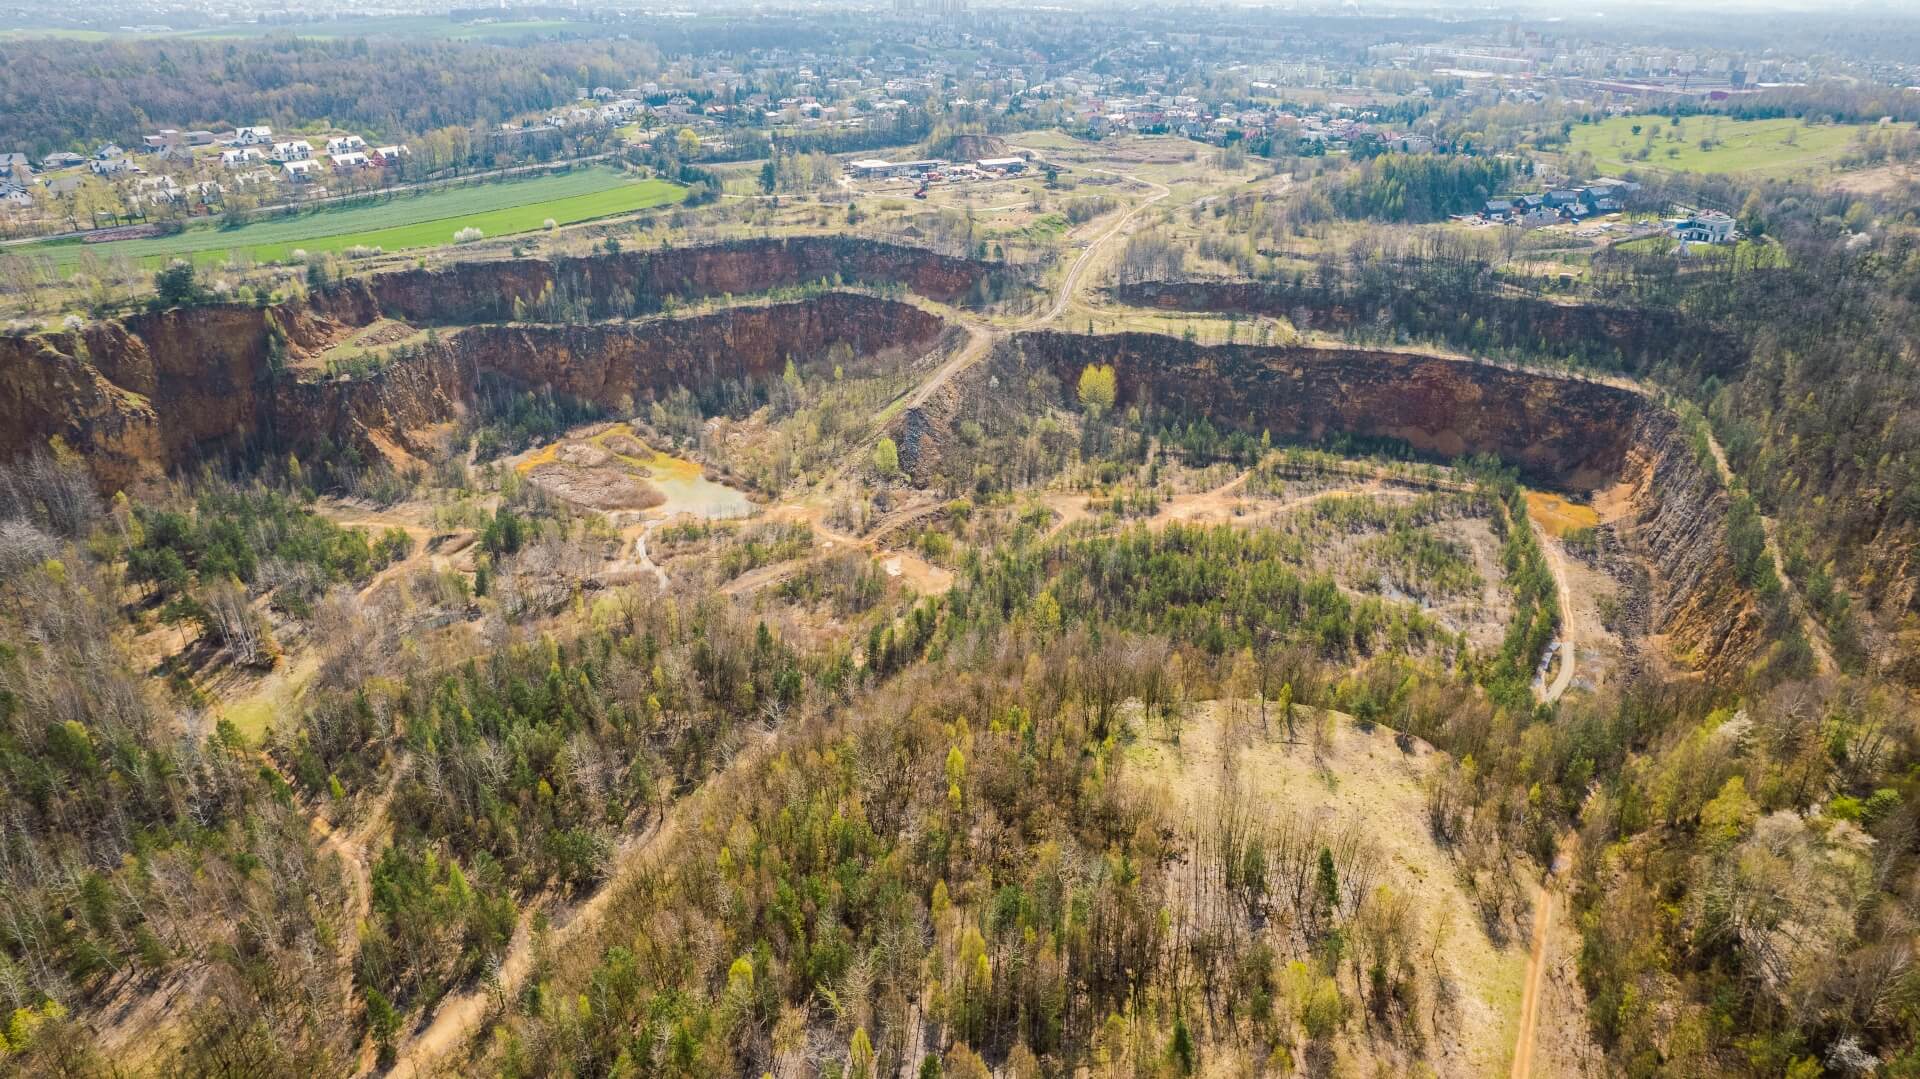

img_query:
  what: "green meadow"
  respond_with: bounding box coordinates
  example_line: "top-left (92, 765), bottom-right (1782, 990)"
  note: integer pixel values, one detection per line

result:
top-left (1561, 115), bottom-right (1863, 180)
top-left (25, 169), bottom-right (683, 270)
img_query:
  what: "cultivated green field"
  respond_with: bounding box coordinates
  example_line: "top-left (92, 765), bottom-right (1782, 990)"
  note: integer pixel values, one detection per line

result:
top-left (26, 168), bottom-right (684, 270)
top-left (1562, 115), bottom-right (1864, 179)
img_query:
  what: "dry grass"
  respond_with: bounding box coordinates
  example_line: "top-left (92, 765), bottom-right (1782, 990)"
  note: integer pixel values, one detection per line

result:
top-left (1126, 700), bottom-right (1530, 1077)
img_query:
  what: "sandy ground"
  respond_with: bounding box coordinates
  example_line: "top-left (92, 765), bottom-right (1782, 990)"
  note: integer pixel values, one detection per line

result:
top-left (1126, 701), bottom-right (1531, 1077)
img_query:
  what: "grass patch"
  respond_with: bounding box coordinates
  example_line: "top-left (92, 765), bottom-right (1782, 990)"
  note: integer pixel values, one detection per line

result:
top-left (1561, 115), bottom-right (1862, 179)
top-left (30, 168), bottom-right (683, 271)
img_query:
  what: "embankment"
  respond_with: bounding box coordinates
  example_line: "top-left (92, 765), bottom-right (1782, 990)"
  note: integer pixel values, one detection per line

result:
top-left (898, 330), bottom-right (1766, 682)
top-left (0, 292), bottom-right (949, 491)
top-left (0, 237), bottom-right (1001, 489)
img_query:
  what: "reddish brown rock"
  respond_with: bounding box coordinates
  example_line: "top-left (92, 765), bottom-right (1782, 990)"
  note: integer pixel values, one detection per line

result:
top-left (898, 330), bottom-right (1767, 684)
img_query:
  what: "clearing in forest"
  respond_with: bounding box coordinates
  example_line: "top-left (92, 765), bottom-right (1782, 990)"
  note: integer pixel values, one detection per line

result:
top-left (1126, 702), bottom-right (1531, 1076)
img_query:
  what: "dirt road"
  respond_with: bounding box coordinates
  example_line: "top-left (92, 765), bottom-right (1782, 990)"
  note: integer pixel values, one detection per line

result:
top-left (1510, 886), bottom-right (1552, 1079)
top-left (384, 729), bottom-right (779, 1077)
top-left (878, 167), bottom-right (1171, 425)
top-left (1535, 526), bottom-right (1579, 704)
top-left (1022, 167), bottom-right (1170, 327)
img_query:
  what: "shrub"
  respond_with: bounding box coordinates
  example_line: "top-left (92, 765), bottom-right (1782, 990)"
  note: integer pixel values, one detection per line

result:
top-left (453, 227), bottom-right (485, 244)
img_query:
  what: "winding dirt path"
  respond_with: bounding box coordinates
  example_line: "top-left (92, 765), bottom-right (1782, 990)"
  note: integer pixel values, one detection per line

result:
top-left (1022, 167), bottom-right (1170, 328)
top-left (1512, 833), bottom-right (1581, 1079)
top-left (624, 519), bottom-right (670, 590)
top-left (1510, 886), bottom-right (1552, 1079)
top-left (385, 729), bottom-right (779, 1077)
top-left (884, 167), bottom-right (1171, 422)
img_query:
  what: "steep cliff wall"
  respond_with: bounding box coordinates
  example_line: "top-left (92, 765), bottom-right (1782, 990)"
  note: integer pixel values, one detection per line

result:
top-left (452, 293), bottom-right (948, 406)
top-left (1001, 331), bottom-right (1646, 488)
top-left (1617, 408), bottom-right (1772, 682)
top-left (897, 331), bottom-right (1765, 682)
top-left (1114, 279), bottom-right (1746, 379)
top-left (0, 293), bottom-right (948, 491)
top-left (0, 236), bottom-right (995, 488)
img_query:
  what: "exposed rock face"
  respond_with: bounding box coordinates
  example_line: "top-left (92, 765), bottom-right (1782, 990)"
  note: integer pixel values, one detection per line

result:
top-left (1003, 331), bottom-right (1645, 488)
top-left (0, 238), bottom-right (993, 490)
top-left (898, 330), bottom-right (1765, 682)
top-left (1617, 408), bottom-right (1771, 682)
top-left (0, 242), bottom-right (1771, 684)
top-left (452, 293), bottom-right (948, 408)
top-left (1114, 278), bottom-right (1747, 378)
top-left (0, 293), bottom-right (947, 492)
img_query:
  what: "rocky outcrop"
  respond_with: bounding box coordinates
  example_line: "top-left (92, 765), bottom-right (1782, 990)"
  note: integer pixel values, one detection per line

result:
top-left (1617, 408), bottom-right (1771, 682)
top-left (450, 294), bottom-right (948, 409)
top-left (0, 236), bottom-right (1002, 490)
top-left (1114, 278), bottom-right (1747, 379)
top-left (0, 292), bottom-right (949, 492)
top-left (1000, 331), bottom-right (1646, 488)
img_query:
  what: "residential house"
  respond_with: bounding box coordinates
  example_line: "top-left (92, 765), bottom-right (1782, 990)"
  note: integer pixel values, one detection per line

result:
top-left (1581, 179), bottom-right (1639, 209)
top-left (324, 135), bottom-right (368, 156)
top-left (0, 182), bottom-right (34, 209)
top-left (0, 152), bottom-right (30, 172)
top-left (131, 175), bottom-right (182, 207)
top-left (329, 151), bottom-right (370, 170)
top-left (41, 152), bottom-right (85, 170)
top-left (282, 159), bottom-right (321, 182)
top-left (1519, 206), bottom-right (1562, 229)
top-left (1670, 210), bottom-right (1735, 244)
top-left (372, 145), bottom-right (410, 166)
top-left (220, 147), bottom-right (267, 168)
top-left (232, 126), bottom-right (273, 146)
top-left (89, 157), bottom-right (139, 176)
top-left (94, 144), bottom-right (125, 160)
top-left (271, 140), bottom-right (313, 163)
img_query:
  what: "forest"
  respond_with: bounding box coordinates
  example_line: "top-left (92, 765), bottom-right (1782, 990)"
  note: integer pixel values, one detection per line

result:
top-left (4, 21), bottom-right (1920, 1066)
top-left (0, 36), bottom-right (663, 155)
top-left (1324, 154), bottom-right (1516, 223)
